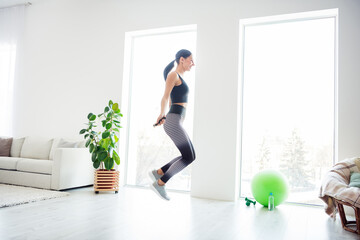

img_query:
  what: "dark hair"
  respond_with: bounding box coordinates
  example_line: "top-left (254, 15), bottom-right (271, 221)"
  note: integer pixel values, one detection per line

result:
top-left (163, 49), bottom-right (192, 81)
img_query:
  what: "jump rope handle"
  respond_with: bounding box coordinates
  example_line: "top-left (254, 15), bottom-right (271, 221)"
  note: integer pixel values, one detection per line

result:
top-left (153, 117), bottom-right (166, 127)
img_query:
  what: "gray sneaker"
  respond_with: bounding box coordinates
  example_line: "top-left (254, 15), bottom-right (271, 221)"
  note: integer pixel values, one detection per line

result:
top-left (150, 181), bottom-right (170, 201)
top-left (148, 169), bottom-right (162, 182)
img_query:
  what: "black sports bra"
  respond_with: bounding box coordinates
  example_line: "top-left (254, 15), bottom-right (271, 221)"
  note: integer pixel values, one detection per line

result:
top-left (169, 73), bottom-right (189, 103)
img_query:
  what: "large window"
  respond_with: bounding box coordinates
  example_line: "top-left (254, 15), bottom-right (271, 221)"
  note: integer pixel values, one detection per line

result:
top-left (0, 43), bottom-right (16, 135)
top-left (239, 10), bottom-right (338, 205)
top-left (0, 5), bottom-right (25, 136)
top-left (122, 25), bottom-right (197, 191)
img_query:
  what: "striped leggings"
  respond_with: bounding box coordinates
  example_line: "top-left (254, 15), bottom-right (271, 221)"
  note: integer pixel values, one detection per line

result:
top-left (160, 106), bottom-right (196, 183)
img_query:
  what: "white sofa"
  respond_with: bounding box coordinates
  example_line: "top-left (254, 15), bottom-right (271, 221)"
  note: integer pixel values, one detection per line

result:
top-left (0, 137), bottom-right (94, 190)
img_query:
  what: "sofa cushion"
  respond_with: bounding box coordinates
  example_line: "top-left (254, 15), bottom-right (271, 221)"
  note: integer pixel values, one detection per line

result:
top-left (48, 138), bottom-right (60, 160)
top-left (16, 158), bottom-right (53, 175)
top-left (0, 157), bottom-right (19, 170)
top-left (0, 137), bottom-right (13, 157)
top-left (20, 137), bottom-right (53, 160)
top-left (10, 137), bottom-right (25, 157)
top-left (58, 139), bottom-right (80, 148)
top-left (49, 138), bottom-right (86, 160)
top-left (349, 172), bottom-right (360, 188)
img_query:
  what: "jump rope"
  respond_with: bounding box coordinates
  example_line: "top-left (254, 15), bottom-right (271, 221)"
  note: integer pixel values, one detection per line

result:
top-left (153, 117), bottom-right (166, 127)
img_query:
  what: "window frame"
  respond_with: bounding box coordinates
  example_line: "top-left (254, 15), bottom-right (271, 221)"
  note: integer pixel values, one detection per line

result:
top-left (121, 25), bottom-right (197, 189)
top-left (237, 9), bottom-right (339, 202)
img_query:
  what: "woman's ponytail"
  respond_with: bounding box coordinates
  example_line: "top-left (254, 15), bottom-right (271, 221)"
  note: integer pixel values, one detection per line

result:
top-left (163, 60), bottom-right (175, 81)
top-left (163, 49), bottom-right (192, 81)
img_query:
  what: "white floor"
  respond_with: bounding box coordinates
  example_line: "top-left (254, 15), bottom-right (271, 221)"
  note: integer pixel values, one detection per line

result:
top-left (0, 186), bottom-right (358, 240)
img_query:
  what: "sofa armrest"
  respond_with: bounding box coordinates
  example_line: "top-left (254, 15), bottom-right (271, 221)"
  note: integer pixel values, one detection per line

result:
top-left (51, 148), bottom-right (94, 190)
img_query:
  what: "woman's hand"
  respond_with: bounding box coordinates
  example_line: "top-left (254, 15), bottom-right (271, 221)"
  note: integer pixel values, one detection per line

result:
top-left (153, 115), bottom-right (166, 127)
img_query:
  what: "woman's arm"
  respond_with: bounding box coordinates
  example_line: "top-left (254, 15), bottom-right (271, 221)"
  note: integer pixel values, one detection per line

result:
top-left (155, 72), bottom-right (178, 126)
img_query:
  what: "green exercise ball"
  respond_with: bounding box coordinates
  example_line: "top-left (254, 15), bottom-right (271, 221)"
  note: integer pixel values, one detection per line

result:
top-left (251, 170), bottom-right (289, 207)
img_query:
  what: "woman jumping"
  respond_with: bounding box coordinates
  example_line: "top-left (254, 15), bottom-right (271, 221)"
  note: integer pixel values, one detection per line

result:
top-left (149, 49), bottom-right (196, 200)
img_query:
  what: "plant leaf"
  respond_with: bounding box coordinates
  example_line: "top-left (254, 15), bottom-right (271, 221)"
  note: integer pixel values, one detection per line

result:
top-left (113, 150), bottom-right (120, 165)
top-left (99, 138), bottom-right (110, 150)
top-left (104, 106), bottom-right (110, 112)
top-left (112, 103), bottom-right (119, 111)
top-left (98, 151), bottom-right (108, 161)
top-left (89, 143), bottom-right (95, 153)
top-left (85, 139), bottom-right (91, 148)
top-left (106, 123), bottom-right (112, 130)
top-left (87, 113), bottom-right (93, 120)
top-left (104, 157), bottom-right (114, 170)
top-left (102, 131), bottom-right (110, 139)
top-left (79, 129), bottom-right (86, 134)
top-left (93, 160), bottom-right (100, 169)
top-left (92, 152), bottom-right (97, 162)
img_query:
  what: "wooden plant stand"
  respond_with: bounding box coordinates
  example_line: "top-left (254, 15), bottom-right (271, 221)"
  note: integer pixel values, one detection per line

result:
top-left (334, 199), bottom-right (360, 234)
top-left (94, 169), bottom-right (119, 194)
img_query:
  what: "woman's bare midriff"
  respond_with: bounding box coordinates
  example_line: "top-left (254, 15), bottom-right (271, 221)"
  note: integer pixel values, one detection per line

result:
top-left (173, 103), bottom-right (187, 108)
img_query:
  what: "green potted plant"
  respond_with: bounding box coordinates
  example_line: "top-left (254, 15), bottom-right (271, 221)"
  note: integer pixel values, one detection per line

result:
top-left (79, 100), bottom-right (122, 193)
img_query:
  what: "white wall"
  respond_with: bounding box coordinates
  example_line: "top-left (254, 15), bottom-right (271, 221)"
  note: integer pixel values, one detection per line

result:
top-left (9, 0), bottom-right (360, 200)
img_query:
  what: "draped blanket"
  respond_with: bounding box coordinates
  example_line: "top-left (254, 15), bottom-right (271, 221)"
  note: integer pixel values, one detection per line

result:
top-left (319, 157), bottom-right (360, 215)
